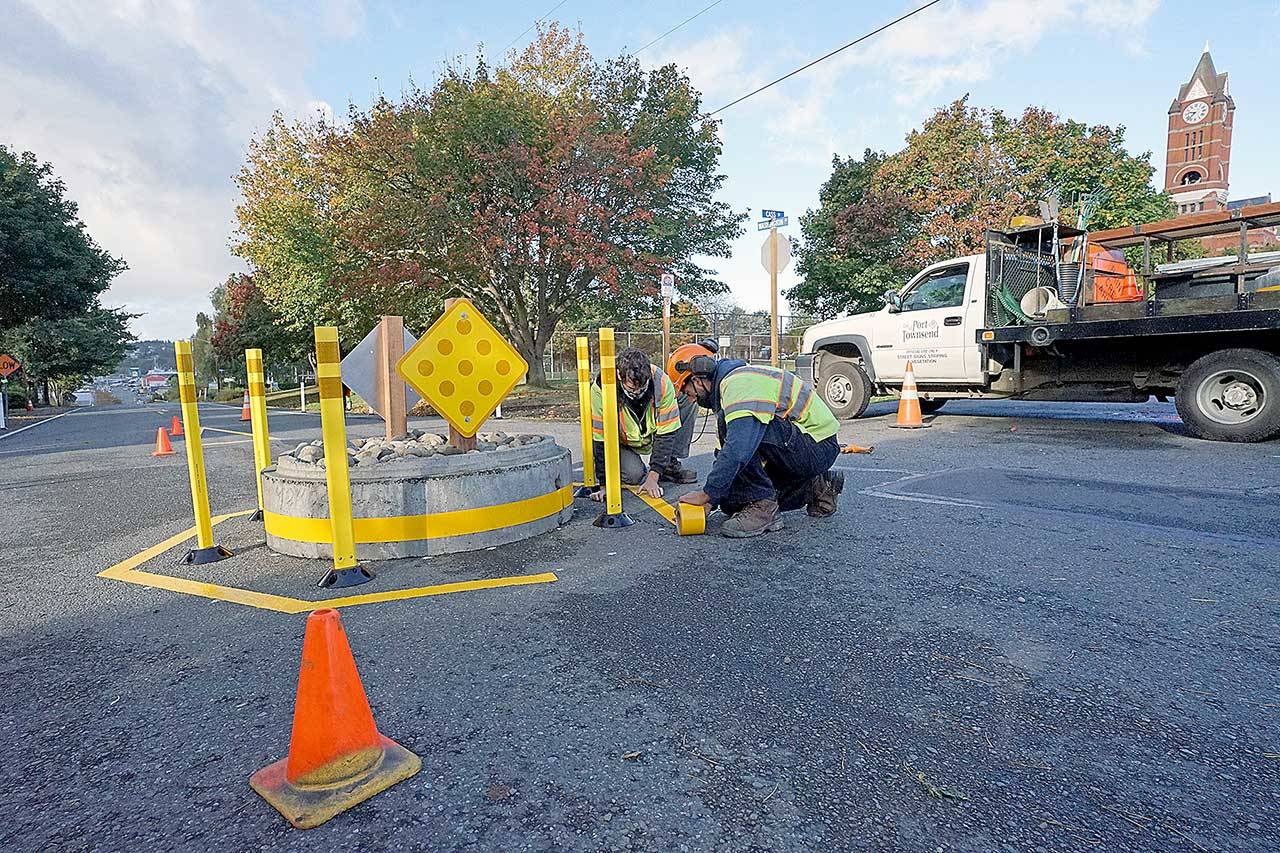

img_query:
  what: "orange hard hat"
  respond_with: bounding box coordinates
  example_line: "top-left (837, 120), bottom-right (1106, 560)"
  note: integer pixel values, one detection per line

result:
top-left (666, 343), bottom-right (716, 391)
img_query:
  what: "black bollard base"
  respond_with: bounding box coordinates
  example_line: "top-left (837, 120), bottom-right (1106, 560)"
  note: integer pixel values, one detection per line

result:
top-left (574, 484), bottom-right (600, 498)
top-left (318, 566), bottom-right (375, 589)
top-left (593, 511), bottom-right (636, 529)
top-left (250, 508), bottom-right (264, 522)
top-left (183, 544), bottom-right (234, 565)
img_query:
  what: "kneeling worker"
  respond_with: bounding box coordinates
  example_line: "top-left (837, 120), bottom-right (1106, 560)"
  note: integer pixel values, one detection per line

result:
top-left (668, 344), bottom-right (843, 537)
top-left (590, 347), bottom-right (698, 500)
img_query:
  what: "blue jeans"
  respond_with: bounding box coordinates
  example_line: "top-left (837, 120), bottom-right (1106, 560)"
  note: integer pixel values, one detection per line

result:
top-left (716, 417), bottom-right (840, 514)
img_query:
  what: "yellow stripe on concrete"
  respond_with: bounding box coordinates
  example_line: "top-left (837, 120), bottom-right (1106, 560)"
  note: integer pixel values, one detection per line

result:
top-left (99, 509), bottom-right (559, 613)
top-left (203, 427), bottom-right (253, 437)
top-left (264, 486), bottom-right (574, 544)
top-left (319, 572), bottom-right (560, 610)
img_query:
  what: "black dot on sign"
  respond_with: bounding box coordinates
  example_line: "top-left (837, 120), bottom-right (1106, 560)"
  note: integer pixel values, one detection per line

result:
top-left (440, 380), bottom-right (455, 397)
top-left (458, 359), bottom-right (474, 376)
top-left (496, 360), bottom-right (510, 376)
top-left (438, 339), bottom-right (453, 356)
top-left (476, 340), bottom-right (492, 356)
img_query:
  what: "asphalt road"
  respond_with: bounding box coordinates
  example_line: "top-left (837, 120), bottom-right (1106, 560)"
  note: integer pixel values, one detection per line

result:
top-left (1, 398), bottom-right (1276, 851)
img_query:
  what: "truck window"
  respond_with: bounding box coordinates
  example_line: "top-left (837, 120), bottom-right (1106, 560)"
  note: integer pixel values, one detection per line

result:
top-left (901, 266), bottom-right (968, 311)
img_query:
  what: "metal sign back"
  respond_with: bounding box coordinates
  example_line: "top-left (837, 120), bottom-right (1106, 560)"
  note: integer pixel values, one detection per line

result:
top-left (760, 230), bottom-right (792, 273)
top-left (340, 325), bottom-right (421, 419)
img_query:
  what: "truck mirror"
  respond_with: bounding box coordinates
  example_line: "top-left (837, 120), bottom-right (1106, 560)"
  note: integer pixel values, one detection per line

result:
top-left (882, 290), bottom-right (902, 313)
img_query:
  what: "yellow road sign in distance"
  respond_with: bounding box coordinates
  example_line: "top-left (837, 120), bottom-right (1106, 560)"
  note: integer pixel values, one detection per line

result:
top-left (396, 298), bottom-right (527, 438)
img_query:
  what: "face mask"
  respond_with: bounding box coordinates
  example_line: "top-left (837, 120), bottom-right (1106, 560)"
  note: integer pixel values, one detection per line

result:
top-left (693, 379), bottom-right (713, 408)
top-left (621, 380), bottom-right (649, 401)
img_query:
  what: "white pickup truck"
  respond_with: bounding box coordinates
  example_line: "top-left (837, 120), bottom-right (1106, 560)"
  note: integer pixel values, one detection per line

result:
top-left (796, 214), bottom-right (1280, 442)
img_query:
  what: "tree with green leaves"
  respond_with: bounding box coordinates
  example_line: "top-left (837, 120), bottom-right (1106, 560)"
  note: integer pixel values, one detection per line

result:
top-left (234, 24), bottom-right (743, 384)
top-left (0, 145), bottom-right (127, 332)
top-left (0, 144), bottom-right (133, 403)
top-left (789, 98), bottom-right (1174, 317)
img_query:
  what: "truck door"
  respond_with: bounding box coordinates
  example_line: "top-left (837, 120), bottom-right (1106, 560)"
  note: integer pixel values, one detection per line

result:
top-left (871, 260), bottom-right (973, 383)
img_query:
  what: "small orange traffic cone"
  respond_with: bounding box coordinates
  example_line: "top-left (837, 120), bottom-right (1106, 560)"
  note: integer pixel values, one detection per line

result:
top-left (840, 443), bottom-right (875, 454)
top-left (240, 390), bottom-right (252, 421)
top-left (152, 427), bottom-right (175, 456)
top-left (888, 361), bottom-right (930, 429)
top-left (170, 414), bottom-right (183, 437)
top-left (251, 609), bottom-right (421, 829)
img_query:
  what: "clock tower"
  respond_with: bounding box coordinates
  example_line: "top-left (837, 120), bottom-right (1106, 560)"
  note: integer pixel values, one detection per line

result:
top-left (1164, 45), bottom-right (1234, 216)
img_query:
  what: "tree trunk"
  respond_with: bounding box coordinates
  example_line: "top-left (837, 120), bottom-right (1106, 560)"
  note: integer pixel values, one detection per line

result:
top-left (523, 341), bottom-right (549, 387)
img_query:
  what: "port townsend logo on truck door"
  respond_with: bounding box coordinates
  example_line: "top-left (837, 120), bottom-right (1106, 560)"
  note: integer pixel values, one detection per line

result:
top-left (903, 318), bottom-right (941, 342)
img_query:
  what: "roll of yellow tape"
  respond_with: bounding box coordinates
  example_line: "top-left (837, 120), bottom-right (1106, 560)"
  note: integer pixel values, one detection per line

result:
top-left (677, 502), bottom-right (706, 536)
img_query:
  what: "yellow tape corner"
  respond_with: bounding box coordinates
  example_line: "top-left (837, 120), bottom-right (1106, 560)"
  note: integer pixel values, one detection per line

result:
top-left (99, 510), bottom-right (557, 613)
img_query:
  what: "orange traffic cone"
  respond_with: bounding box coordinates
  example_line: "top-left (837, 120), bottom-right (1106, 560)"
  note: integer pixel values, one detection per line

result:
top-left (888, 361), bottom-right (930, 429)
top-left (170, 414), bottom-right (183, 437)
top-left (240, 390), bottom-right (252, 421)
top-left (840, 443), bottom-right (875, 454)
top-left (152, 427), bottom-right (175, 456)
top-left (250, 609), bottom-right (421, 829)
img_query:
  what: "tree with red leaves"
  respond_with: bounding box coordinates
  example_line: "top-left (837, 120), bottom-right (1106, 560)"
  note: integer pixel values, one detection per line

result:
top-left (235, 25), bottom-right (742, 385)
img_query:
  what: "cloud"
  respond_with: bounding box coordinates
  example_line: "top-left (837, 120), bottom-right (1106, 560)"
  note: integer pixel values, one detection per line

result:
top-left (0, 1), bottom-right (333, 339)
top-left (645, 26), bottom-right (757, 108)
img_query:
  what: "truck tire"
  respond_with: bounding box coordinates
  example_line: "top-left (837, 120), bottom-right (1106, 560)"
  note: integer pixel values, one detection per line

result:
top-left (818, 360), bottom-right (872, 419)
top-left (1175, 348), bottom-right (1280, 442)
top-left (919, 399), bottom-right (947, 414)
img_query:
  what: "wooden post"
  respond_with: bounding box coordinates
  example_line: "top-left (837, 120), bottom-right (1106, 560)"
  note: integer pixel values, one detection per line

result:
top-left (769, 227), bottom-right (780, 368)
top-left (443, 299), bottom-right (477, 451)
top-left (378, 315), bottom-right (408, 440)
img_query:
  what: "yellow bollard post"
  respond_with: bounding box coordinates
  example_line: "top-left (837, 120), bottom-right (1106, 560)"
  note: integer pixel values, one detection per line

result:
top-left (245, 348), bottom-right (272, 522)
top-left (574, 336), bottom-right (597, 498)
top-left (593, 327), bottom-right (634, 529)
top-left (174, 340), bottom-right (233, 564)
top-left (314, 327), bottom-right (373, 588)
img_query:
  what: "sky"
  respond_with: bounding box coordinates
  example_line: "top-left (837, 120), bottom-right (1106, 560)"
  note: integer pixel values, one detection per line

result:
top-left (4, 0), bottom-right (1279, 339)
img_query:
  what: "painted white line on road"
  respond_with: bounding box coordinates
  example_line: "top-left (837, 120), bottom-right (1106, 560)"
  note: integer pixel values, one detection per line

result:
top-left (858, 471), bottom-right (989, 509)
top-left (0, 411), bottom-right (72, 441)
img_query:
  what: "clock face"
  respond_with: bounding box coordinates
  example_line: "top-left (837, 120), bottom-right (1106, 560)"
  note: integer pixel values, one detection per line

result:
top-left (1182, 101), bottom-right (1209, 124)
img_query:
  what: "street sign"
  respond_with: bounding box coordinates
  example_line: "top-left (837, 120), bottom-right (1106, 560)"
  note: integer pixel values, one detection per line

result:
top-left (660, 272), bottom-right (675, 300)
top-left (340, 324), bottom-right (421, 419)
top-left (760, 209), bottom-right (785, 219)
top-left (757, 216), bottom-right (788, 231)
top-left (0, 354), bottom-right (19, 378)
top-left (760, 230), bottom-right (792, 274)
top-left (396, 298), bottom-right (528, 438)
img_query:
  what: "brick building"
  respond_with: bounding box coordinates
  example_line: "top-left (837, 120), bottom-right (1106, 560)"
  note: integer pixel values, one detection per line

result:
top-left (1164, 45), bottom-right (1276, 250)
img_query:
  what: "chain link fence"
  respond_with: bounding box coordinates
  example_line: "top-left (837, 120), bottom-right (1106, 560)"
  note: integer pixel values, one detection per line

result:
top-left (541, 313), bottom-right (820, 380)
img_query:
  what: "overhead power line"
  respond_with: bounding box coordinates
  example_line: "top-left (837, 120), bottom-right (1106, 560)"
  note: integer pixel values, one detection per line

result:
top-left (502, 0), bottom-right (569, 53)
top-left (633, 0), bottom-right (725, 55)
top-left (705, 0), bottom-right (945, 117)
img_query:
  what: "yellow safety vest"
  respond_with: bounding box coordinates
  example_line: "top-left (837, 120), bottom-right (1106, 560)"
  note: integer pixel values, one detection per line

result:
top-left (591, 364), bottom-right (681, 454)
top-left (719, 365), bottom-right (838, 443)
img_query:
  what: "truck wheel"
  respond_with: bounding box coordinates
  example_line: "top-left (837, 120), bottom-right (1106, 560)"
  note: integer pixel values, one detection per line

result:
top-left (818, 360), bottom-right (872, 419)
top-left (1175, 348), bottom-right (1280, 442)
top-left (919, 400), bottom-right (947, 414)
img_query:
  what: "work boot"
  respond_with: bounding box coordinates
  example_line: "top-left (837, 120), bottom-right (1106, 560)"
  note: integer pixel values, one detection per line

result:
top-left (807, 470), bottom-right (845, 518)
top-left (659, 462), bottom-right (698, 484)
top-left (720, 498), bottom-right (783, 538)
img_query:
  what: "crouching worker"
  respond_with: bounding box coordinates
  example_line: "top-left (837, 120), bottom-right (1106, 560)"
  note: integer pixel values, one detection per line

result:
top-left (667, 344), bottom-right (843, 537)
top-left (590, 347), bottom-right (698, 501)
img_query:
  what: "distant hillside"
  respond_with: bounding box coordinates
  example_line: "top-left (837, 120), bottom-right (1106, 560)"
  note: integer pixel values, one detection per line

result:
top-left (114, 339), bottom-right (175, 374)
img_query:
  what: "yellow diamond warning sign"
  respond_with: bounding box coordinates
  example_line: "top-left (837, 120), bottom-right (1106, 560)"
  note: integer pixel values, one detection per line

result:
top-left (396, 299), bottom-right (527, 438)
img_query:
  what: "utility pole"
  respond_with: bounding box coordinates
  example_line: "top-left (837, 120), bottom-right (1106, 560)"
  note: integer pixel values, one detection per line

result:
top-left (758, 210), bottom-right (791, 368)
top-left (769, 227), bottom-right (779, 367)
top-left (661, 272), bottom-right (675, 358)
